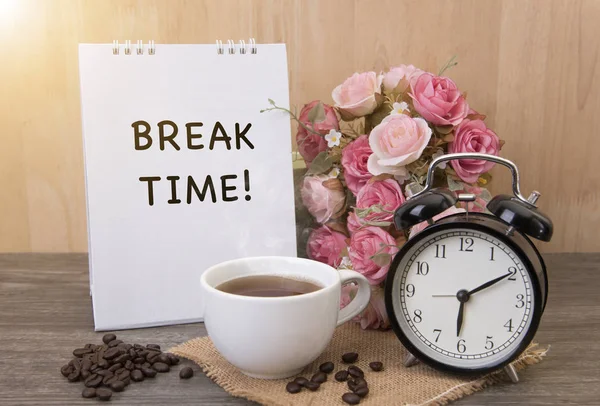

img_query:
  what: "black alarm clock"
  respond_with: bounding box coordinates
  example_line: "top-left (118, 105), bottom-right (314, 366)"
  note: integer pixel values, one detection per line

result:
top-left (385, 153), bottom-right (552, 382)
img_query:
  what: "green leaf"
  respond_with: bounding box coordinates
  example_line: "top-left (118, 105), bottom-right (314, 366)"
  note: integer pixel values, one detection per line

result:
top-left (435, 125), bottom-right (454, 135)
top-left (364, 220), bottom-right (393, 227)
top-left (268, 98), bottom-right (276, 106)
top-left (306, 152), bottom-right (333, 175)
top-left (370, 253), bottom-right (392, 267)
top-left (307, 102), bottom-right (326, 124)
top-left (447, 177), bottom-right (466, 192)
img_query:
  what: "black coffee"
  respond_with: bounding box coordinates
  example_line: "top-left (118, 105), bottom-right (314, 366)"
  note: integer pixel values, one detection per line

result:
top-left (216, 275), bottom-right (322, 297)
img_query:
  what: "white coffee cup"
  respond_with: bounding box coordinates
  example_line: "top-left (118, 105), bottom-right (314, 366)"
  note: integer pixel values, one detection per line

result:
top-left (200, 256), bottom-right (371, 379)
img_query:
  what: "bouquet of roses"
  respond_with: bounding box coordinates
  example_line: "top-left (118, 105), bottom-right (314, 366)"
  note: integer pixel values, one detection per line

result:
top-left (263, 60), bottom-right (503, 330)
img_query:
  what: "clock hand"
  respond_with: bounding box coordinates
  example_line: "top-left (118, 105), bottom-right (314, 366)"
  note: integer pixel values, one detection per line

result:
top-left (456, 301), bottom-right (465, 337)
top-left (468, 272), bottom-right (512, 295)
top-left (432, 294), bottom-right (456, 297)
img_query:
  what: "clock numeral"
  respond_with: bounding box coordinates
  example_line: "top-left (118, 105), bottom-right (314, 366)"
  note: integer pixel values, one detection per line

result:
top-left (435, 244), bottom-right (446, 259)
top-left (412, 309), bottom-right (423, 323)
top-left (508, 267), bottom-right (517, 281)
top-left (459, 238), bottom-right (474, 252)
top-left (416, 261), bottom-right (429, 276)
top-left (485, 336), bottom-right (494, 350)
top-left (457, 339), bottom-right (466, 353)
top-left (433, 329), bottom-right (442, 343)
top-left (490, 247), bottom-right (495, 261)
top-left (406, 284), bottom-right (416, 298)
top-left (504, 318), bottom-right (514, 332)
top-left (516, 294), bottom-right (525, 308)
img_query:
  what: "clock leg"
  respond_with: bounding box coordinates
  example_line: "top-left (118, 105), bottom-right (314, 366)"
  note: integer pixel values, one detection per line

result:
top-left (504, 364), bottom-right (519, 383)
top-left (404, 352), bottom-right (420, 367)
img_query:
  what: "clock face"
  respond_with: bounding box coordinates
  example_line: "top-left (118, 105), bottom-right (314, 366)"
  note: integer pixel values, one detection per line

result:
top-left (388, 227), bottom-right (536, 370)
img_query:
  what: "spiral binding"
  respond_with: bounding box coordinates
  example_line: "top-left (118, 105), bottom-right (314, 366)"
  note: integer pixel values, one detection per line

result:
top-left (112, 40), bottom-right (155, 55)
top-left (216, 38), bottom-right (257, 55)
top-left (111, 38), bottom-right (256, 55)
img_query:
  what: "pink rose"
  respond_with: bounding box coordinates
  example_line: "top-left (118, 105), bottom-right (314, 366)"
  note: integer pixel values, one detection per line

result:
top-left (410, 73), bottom-right (469, 126)
top-left (340, 285), bottom-right (390, 330)
top-left (341, 135), bottom-right (373, 195)
top-left (346, 211), bottom-right (362, 234)
top-left (367, 114), bottom-right (432, 176)
top-left (409, 206), bottom-right (466, 238)
top-left (296, 101), bottom-right (339, 164)
top-left (307, 225), bottom-right (347, 267)
top-left (359, 286), bottom-right (390, 330)
top-left (449, 119), bottom-right (501, 183)
top-left (301, 174), bottom-right (346, 224)
top-left (356, 179), bottom-right (405, 223)
top-left (332, 72), bottom-right (383, 118)
top-left (349, 226), bottom-right (399, 285)
top-left (383, 64), bottom-right (424, 93)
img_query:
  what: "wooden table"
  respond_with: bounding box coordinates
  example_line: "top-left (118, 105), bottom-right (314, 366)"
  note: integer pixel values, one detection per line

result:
top-left (0, 253), bottom-right (598, 405)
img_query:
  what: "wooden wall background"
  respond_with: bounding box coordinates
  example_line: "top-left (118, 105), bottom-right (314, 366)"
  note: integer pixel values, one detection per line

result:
top-left (1, 0), bottom-right (599, 253)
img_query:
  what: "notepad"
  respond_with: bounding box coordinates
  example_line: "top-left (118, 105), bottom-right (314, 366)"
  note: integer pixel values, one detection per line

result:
top-left (78, 40), bottom-right (297, 330)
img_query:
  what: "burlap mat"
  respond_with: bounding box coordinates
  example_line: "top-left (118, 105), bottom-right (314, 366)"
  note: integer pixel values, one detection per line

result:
top-left (169, 323), bottom-right (548, 406)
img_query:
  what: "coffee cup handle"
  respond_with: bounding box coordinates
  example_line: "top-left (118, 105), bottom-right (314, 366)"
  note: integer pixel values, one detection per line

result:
top-left (336, 270), bottom-right (372, 326)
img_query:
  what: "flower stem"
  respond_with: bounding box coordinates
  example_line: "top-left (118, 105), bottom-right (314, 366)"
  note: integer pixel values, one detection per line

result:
top-left (438, 55), bottom-right (458, 76)
top-left (261, 104), bottom-right (323, 137)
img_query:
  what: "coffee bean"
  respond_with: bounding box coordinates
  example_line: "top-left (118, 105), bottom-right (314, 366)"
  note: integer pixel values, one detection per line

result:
top-left (82, 387), bottom-right (96, 398)
top-left (342, 392), bottom-right (361, 405)
top-left (133, 357), bottom-right (145, 364)
top-left (67, 369), bottom-right (81, 382)
top-left (147, 344), bottom-right (161, 351)
top-left (131, 369), bottom-right (145, 382)
top-left (305, 381), bottom-right (320, 391)
top-left (125, 360), bottom-right (134, 370)
top-left (141, 366), bottom-right (157, 378)
top-left (147, 352), bottom-right (160, 363)
top-left (348, 366), bottom-right (364, 378)
top-left (153, 362), bottom-right (170, 373)
top-left (60, 364), bottom-right (72, 377)
top-left (114, 353), bottom-right (131, 364)
top-left (293, 377), bottom-right (309, 387)
top-left (353, 377), bottom-right (367, 388)
top-left (347, 379), bottom-right (358, 392)
top-left (138, 350), bottom-right (149, 358)
top-left (354, 385), bottom-right (369, 398)
top-left (73, 348), bottom-right (93, 357)
top-left (121, 375), bottom-right (131, 386)
top-left (97, 359), bottom-right (109, 369)
top-left (342, 352), bottom-right (359, 364)
top-left (96, 369), bottom-right (113, 377)
top-left (115, 368), bottom-right (126, 375)
top-left (90, 365), bottom-right (102, 373)
top-left (118, 370), bottom-right (130, 380)
top-left (168, 354), bottom-right (180, 365)
top-left (285, 382), bottom-right (301, 394)
top-left (110, 380), bottom-right (126, 392)
top-left (123, 344), bottom-right (133, 351)
top-left (96, 387), bottom-right (112, 401)
top-left (134, 344), bottom-right (144, 349)
top-left (80, 369), bottom-right (91, 380)
top-left (108, 363), bottom-right (122, 372)
top-left (105, 376), bottom-right (119, 386)
top-left (108, 339), bottom-right (123, 348)
top-left (102, 334), bottom-right (117, 344)
top-left (81, 359), bottom-right (92, 371)
top-left (319, 361), bottom-right (335, 374)
top-left (103, 347), bottom-right (121, 360)
top-left (128, 348), bottom-right (136, 358)
top-left (142, 362), bottom-right (151, 369)
top-left (179, 367), bottom-right (193, 379)
top-left (369, 361), bottom-right (383, 372)
top-left (157, 353), bottom-right (172, 365)
top-left (311, 372), bottom-right (327, 384)
top-left (84, 374), bottom-right (102, 388)
top-left (134, 364), bottom-right (142, 370)
top-left (335, 370), bottom-right (349, 382)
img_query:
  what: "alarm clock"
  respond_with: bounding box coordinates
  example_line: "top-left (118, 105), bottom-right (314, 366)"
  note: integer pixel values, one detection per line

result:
top-left (385, 153), bottom-right (552, 381)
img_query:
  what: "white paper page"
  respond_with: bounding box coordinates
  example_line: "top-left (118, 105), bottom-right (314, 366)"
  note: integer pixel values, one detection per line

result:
top-left (79, 43), bottom-right (297, 331)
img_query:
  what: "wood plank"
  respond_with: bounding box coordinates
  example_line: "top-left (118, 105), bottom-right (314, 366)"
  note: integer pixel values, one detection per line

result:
top-left (0, 253), bottom-right (597, 404)
top-left (1, 0), bottom-right (599, 253)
